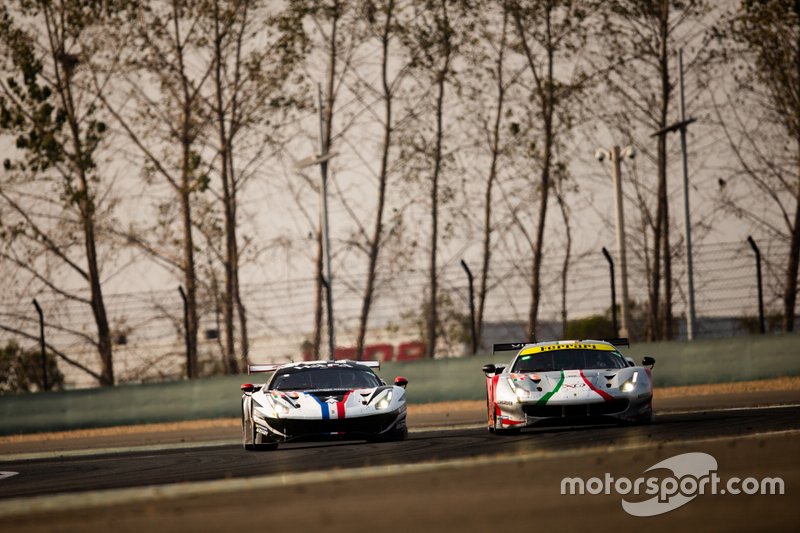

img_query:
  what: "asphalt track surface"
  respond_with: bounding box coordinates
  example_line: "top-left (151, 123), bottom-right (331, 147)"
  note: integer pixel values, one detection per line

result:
top-left (1, 404), bottom-right (799, 499)
top-left (0, 395), bottom-right (798, 532)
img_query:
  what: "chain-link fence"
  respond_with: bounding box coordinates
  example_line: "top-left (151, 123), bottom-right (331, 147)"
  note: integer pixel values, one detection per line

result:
top-left (0, 237), bottom-right (795, 388)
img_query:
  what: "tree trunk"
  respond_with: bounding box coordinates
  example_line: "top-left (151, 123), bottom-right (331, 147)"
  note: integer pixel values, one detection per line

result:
top-left (785, 19), bottom-right (800, 333)
top-left (312, 228), bottom-right (323, 358)
top-left (356, 0), bottom-right (394, 361)
top-left (425, 68), bottom-right (447, 359)
top-left (525, 9), bottom-right (555, 343)
top-left (477, 10), bottom-right (507, 351)
top-left (557, 191), bottom-right (571, 339)
top-left (48, 10), bottom-right (114, 385)
top-left (785, 169), bottom-right (800, 332)
top-left (81, 196), bottom-right (114, 386)
top-left (660, 1), bottom-right (673, 340)
top-left (180, 183), bottom-right (199, 377)
top-left (213, 3), bottom-right (239, 375)
top-left (311, 0), bottom-right (340, 360)
top-left (177, 2), bottom-right (199, 377)
top-left (650, 1), bottom-right (671, 341)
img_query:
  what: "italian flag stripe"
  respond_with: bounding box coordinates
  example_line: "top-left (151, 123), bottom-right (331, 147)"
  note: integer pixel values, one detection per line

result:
top-left (536, 370), bottom-right (565, 405)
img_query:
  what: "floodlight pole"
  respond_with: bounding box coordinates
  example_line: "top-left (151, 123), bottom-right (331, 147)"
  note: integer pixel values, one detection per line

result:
top-left (610, 146), bottom-right (632, 338)
top-left (294, 85), bottom-right (340, 361)
top-left (651, 48), bottom-right (697, 340)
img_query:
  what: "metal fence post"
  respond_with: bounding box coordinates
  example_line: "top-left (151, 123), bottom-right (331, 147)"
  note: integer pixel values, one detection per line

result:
top-left (32, 299), bottom-right (48, 391)
top-left (178, 286), bottom-right (193, 377)
top-left (747, 236), bottom-right (766, 334)
top-left (602, 247), bottom-right (618, 338)
top-left (460, 260), bottom-right (477, 355)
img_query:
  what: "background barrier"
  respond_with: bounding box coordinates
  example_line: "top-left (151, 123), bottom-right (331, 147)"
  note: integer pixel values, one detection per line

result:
top-left (1, 334), bottom-right (798, 435)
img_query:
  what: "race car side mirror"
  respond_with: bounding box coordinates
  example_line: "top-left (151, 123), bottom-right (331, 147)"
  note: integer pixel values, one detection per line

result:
top-left (394, 376), bottom-right (409, 388)
top-left (241, 383), bottom-right (255, 393)
top-left (641, 356), bottom-right (656, 369)
top-left (483, 364), bottom-right (504, 375)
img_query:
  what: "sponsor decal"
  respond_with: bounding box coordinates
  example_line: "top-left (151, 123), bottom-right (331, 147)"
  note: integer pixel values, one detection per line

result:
top-left (561, 452), bottom-right (785, 517)
top-left (520, 343), bottom-right (615, 355)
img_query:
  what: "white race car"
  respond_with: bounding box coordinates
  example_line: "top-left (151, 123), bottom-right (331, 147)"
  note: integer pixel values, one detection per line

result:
top-left (241, 360), bottom-right (408, 450)
top-left (482, 339), bottom-right (655, 433)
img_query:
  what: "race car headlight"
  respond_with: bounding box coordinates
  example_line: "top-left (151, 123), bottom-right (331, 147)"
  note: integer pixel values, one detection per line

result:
top-left (268, 397), bottom-right (290, 415)
top-left (620, 372), bottom-right (639, 393)
top-left (507, 378), bottom-right (530, 400)
top-left (375, 390), bottom-right (393, 410)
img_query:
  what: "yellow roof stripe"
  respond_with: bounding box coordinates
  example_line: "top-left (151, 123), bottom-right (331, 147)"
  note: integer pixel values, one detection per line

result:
top-left (519, 342), bottom-right (615, 355)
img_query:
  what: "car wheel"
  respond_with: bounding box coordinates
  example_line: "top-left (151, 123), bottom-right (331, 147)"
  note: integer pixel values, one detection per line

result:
top-left (242, 403), bottom-right (255, 451)
top-left (254, 430), bottom-right (278, 451)
top-left (389, 426), bottom-right (408, 441)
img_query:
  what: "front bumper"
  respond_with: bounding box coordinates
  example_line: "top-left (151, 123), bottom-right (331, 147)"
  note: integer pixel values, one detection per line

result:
top-left (257, 408), bottom-right (406, 441)
top-left (497, 394), bottom-right (652, 428)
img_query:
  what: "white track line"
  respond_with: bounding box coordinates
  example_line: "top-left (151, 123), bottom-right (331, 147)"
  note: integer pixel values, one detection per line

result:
top-left (0, 428), bottom-right (797, 518)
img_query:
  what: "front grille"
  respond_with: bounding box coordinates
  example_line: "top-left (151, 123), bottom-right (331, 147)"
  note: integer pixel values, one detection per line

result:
top-left (307, 390), bottom-right (350, 402)
top-left (523, 399), bottom-right (629, 418)
top-left (267, 411), bottom-right (400, 438)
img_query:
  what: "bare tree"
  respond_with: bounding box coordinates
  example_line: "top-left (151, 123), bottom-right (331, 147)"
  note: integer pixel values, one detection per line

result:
top-left (0, 1), bottom-right (116, 385)
top-left (471, 2), bottom-right (513, 350)
top-left (508, 0), bottom-right (594, 342)
top-left (98, 0), bottom-right (215, 378)
top-left (714, 0), bottom-right (799, 332)
top-left (353, 0), bottom-right (403, 360)
top-left (201, 0), bottom-right (309, 372)
top-left (401, 0), bottom-right (462, 358)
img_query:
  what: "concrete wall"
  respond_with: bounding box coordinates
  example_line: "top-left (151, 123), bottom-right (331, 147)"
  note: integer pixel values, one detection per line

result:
top-left (1, 334), bottom-right (798, 435)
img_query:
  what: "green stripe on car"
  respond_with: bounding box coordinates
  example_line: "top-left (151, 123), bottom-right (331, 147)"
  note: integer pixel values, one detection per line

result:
top-left (536, 370), bottom-right (565, 405)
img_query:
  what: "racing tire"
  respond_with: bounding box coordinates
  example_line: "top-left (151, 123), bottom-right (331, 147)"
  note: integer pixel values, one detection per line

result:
top-left (253, 430), bottom-right (279, 451)
top-left (389, 426), bottom-right (408, 441)
top-left (617, 410), bottom-right (655, 426)
top-left (242, 405), bottom-right (255, 450)
top-left (370, 425), bottom-right (408, 443)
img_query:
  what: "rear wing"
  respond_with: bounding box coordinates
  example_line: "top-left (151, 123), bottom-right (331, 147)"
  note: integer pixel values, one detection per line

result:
top-left (492, 338), bottom-right (629, 353)
top-left (493, 343), bottom-right (527, 353)
top-left (603, 338), bottom-right (630, 347)
top-left (248, 364), bottom-right (280, 375)
top-left (247, 359), bottom-right (381, 375)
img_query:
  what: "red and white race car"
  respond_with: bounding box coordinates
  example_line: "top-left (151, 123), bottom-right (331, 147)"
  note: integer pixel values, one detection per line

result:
top-left (482, 339), bottom-right (655, 433)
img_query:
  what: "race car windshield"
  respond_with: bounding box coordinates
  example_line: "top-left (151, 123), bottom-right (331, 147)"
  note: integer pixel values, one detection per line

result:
top-left (512, 349), bottom-right (628, 372)
top-left (270, 367), bottom-right (382, 391)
